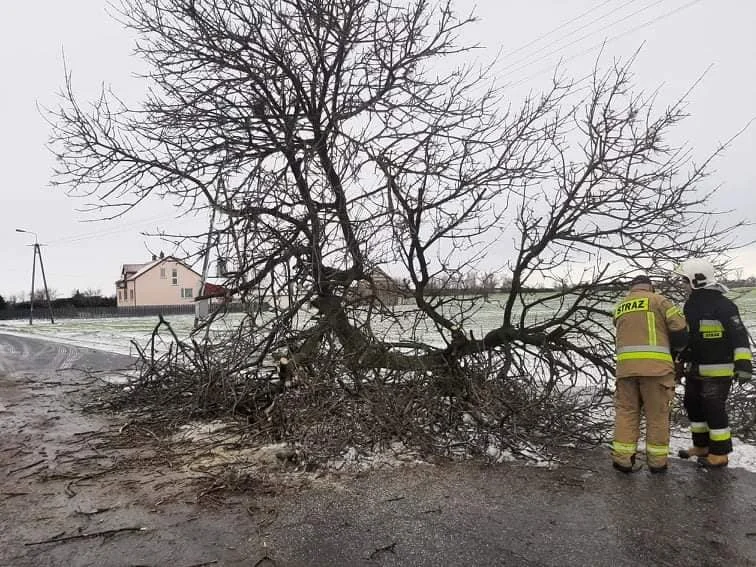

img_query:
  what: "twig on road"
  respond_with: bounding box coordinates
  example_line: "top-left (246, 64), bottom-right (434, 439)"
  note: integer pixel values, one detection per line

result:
top-left (367, 541), bottom-right (397, 559)
top-left (64, 467), bottom-right (119, 497)
top-left (25, 526), bottom-right (148, 546)
top-left (8, 459), bottom-right (45, 475)
top-left (74, 506), bottom-right (114, 516)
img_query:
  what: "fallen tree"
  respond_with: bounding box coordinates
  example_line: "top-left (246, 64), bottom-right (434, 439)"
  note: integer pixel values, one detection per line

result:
top-left (52, 0), bottom-right (752, 461)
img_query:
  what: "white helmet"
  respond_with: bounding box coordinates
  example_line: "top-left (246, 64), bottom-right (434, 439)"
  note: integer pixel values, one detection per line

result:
top-left (674, 258), bottom-right (718, 289)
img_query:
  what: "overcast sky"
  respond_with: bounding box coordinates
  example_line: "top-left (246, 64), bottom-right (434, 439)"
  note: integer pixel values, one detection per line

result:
top-left (1, 0), bottom-right (755, 299)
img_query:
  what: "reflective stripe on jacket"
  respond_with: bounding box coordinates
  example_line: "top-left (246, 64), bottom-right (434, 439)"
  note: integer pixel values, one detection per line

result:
top-left (614, 283), bottom-right (688, 378)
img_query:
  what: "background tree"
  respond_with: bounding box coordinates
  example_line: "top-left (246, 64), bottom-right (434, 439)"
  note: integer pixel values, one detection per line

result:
top-left (32, 289), bottom-right (58, 302)
top-left (50, 0), bottom-right (752, 459)
top-left (479, 272), bottom-right (499, 292)
top-left (71, 288), bottom-right (103, 298)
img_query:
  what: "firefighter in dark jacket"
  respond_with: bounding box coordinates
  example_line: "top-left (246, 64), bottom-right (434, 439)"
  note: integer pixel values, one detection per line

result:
top-left (612, 274), bottom-right (688, 473)
top-left (675, 259), bottom-right (753, 468)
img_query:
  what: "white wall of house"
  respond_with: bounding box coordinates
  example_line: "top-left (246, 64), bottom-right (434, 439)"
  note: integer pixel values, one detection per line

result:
top-left (116, 259), bottom-right (201, 307)
top-left (116, 280), bottom-right (138, 307)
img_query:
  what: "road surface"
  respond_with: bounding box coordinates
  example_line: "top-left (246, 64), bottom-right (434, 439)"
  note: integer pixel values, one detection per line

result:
top-left (1, 332), bottom-right (755, 566)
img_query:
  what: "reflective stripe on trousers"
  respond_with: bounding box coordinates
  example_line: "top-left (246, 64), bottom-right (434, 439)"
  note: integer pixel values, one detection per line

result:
top-left (646, 443), bottom-right (669, 457)
top-left (612, 441), bottom-right (637, 455)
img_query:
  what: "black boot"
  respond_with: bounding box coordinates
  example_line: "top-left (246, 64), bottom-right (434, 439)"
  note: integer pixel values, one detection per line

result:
top-left (612, 455), bottom-right (639, 473)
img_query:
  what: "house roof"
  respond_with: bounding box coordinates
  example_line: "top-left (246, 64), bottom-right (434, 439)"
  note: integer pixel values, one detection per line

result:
top-left (202, 282), bottom-right (228, 297)
top-left (371, 267), bottom-right (395, 281)
top-left (121, 263), bottom-right (146, 275)
top-left (131, 258), bottom-right (166, 280)
top-left (120, 256), bottom-right (201, 282)
top-left (195, 282), bottom-right (230, 301)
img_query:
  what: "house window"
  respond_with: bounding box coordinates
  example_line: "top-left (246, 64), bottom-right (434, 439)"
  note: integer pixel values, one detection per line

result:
top-left (172, 268), bottom-right (178, 285)
top-left (181, 288), bottom-right (193, 299)
top-left (129, 289), bottom-right (134, 300)
top-left (118, 291), bottom-right (121, 301)
top-left (160, 268), bottom-right (166, 279)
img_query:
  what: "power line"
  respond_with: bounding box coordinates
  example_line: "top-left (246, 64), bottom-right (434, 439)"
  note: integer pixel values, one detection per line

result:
top-left (499, 0), bottom-right (667, 76)
top-left (504, 0), bottom-right (705, 90)
top-left (498, 0), bottom-right (615, 61)
top-left (498, 0), bottom-right (637, 70)
top-left (46, 214), bottom-right (170, 245)
top-left (46, 214), bottom-right (203, 246)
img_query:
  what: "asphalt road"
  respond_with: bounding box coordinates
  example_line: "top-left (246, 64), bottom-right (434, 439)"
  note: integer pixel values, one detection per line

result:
top-left (1, 332), bottom-right (755, 567)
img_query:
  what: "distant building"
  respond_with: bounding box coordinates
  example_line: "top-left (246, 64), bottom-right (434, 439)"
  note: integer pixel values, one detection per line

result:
top-left (354, 268), bottom-right (405, 306)
top-left (196, 282), bottom-right (230, 302)
top-left (115, 254), bottom-right (204, 307)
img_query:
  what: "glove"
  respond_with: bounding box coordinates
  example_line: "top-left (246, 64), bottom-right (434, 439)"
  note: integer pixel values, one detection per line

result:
top-left (735, 370), bottom-right (752, 384)
top-left (674, 361), bottom-right (685, 384)
top-left (674, 360), bottom-right (691, 384)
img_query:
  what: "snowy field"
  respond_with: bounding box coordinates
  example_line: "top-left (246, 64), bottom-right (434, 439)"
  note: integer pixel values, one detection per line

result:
top-left (1, 289), bottom-right (753, 356)
top-left (0, 313), bottom-right (244, 357)
top-left (1, 289), bottom-right (755, 472)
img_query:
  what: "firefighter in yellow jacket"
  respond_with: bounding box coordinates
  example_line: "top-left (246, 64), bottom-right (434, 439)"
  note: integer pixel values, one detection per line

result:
top-left (612, 274), bottom-right (688, 473)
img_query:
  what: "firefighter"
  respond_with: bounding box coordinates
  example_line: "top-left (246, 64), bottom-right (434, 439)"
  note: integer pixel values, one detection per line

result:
top-left (612, 274), bottom-right (688, 473)
top-left (674, 259), bottom-right (753, 468)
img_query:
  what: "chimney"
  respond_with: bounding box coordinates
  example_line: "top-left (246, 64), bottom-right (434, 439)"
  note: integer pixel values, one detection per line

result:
top-left (159, 251), bottom-right (165, 259)
top-left (152, 254), bottom-right (157, 261)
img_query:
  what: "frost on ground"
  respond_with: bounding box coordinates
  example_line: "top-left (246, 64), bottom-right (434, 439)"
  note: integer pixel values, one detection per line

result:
top-left (166, 420), bottom-right (434, 486)
top-left (669, 427), bottom-right (756, 472)
top-left (157, 418), bottom-right (756, 477)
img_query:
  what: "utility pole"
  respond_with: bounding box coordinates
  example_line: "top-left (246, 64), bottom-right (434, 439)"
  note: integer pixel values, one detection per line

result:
top-left (194, 177), bottom-right (222, 330)
top-left (16, 229), bottom-right (55, 325)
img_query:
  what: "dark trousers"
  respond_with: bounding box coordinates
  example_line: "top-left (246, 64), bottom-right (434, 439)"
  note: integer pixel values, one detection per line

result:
top-left (683, 376), bottom-right (733, 455)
